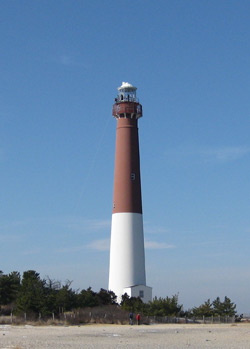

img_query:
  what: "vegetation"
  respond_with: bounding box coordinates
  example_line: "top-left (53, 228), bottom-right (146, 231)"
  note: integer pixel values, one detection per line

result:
top-left (145, 295), bottom-right (182, 316)
top-left (120, 293), bottom-right (182, 316)
top-left (192, 297), bottom-right (237, 317)
top-left (0, 270), bottom-right (117, 316)
top-left (0, 270), bottom-right (238, 320)
top-left (0, 271), bottom-right (21, 306)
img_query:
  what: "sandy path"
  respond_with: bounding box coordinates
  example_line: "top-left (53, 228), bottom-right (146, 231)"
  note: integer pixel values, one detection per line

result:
top-left (1, 323), bottom-right (250, 348)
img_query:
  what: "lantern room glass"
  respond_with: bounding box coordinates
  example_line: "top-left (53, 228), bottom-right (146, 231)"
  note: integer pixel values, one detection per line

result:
top-left (118, 87), bottom-right (137, 102)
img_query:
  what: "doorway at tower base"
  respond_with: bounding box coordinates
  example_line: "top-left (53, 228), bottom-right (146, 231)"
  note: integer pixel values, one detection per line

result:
top-left (123, 285), bottom-right (152, 303)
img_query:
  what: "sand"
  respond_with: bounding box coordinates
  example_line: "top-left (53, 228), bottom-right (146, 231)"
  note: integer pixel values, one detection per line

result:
top-left (1, 323), bottom-right (250, 348)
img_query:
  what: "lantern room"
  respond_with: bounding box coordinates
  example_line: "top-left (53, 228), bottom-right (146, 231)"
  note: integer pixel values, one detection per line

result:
top-left (113, 82), bottom-right (143, 119)
top-left (117, 82), bottom-right (137, 102)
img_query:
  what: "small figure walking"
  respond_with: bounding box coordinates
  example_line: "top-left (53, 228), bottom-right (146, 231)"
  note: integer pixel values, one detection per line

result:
top-left (136, 313), bottom-right (141, 325)
top-left (129, 312), bottom-right (133, 325)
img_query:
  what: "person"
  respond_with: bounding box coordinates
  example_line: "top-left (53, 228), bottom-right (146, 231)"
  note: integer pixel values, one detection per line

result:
top-left (136, 313), bottom-right (140, 325)
top-left (129, 312), bottom-right (133, 325)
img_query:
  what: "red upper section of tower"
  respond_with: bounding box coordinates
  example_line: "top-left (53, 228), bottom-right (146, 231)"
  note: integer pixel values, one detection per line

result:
top-left (112, 102), bottom-right (142, 118)
top-left (112, 82), bottom-right (143, 214)
top-left (112, 117), bottom-right (142, 214)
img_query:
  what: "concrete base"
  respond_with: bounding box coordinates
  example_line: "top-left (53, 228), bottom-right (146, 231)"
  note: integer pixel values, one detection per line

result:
top-left (109, 212), bottom-right (147, 300)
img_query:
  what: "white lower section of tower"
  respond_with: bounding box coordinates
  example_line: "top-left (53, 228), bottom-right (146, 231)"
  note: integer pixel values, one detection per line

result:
top-left (109, 212), bottom-right (152, 303)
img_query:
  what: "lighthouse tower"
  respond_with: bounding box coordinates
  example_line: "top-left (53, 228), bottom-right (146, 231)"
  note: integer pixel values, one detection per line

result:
top-left (109, 82), bottom-right (152, 303)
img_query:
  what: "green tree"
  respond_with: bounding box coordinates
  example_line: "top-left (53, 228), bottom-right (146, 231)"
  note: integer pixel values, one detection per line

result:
top-left (0, 273), bottom-right (11, 305)
top-left (43, 277), bottom-right (61, 314)
top-left (121, 293), bottom-right (144, 313)
top-left (213, 296), bottom-right (237, 316)
top-left (146, 295), bottom-right (182, 316)
top-left (7, 271), bottom-right (21, 304)
top-left (55, 281), bottom-right (77, 313)
top-left (191, 296), bottom-right (237, 317)
top-left (192, 299), bottom-right (213, 317)
top-left (97, 288), bottom-right (117, 305)
top-left (15, 270), bottom-right (47, 315)
top-left (0, 271), bottom-right (21, 306)
top-left (77, 287), bottom-right (99, 308)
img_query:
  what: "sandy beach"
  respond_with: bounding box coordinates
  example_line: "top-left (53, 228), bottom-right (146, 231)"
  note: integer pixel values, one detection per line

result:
top-left (1, 323), bottom-right (250, 348)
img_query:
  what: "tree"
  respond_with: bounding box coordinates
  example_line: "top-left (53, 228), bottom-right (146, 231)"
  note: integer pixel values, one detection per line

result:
top-left (43, 277), bottom-right (61, 314)
top-left (55, 281), bottom-right (77, 313)
top-left (97, 288), bottom-right (117, 305)
top-left (213, 296), bottom-right (237, 316)
top-left (0, 271), bottom-right (21, 306)
top-left (7, 271), bottom-right (21, 304)
top-left (77, 287), bottom-right (99, 308)
top-left (146, 295), bottom-right (182, 316)
top-left (121, 294), bottom-right (144, 313)
top-left (0, 273), bottom-right (11, 305)
top-left (190, 296), bottom-right (237, 317)
top-left (15, 270), bottom-right (47, 315)
top-left (192, 299), bottom-right (213, 317)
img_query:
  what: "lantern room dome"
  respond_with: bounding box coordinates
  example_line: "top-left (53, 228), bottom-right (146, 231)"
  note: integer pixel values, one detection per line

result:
top-left (118, 82), bottom-right (137, 91)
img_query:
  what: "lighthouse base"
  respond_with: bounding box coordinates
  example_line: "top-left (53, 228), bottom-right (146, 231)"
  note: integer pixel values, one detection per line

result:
top-left (109, 212), bottom-right (152, 303)
top-left (123, 285), bottom-right (152, 303)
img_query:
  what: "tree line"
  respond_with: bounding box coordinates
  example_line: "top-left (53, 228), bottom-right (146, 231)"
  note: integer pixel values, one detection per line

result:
top-left (0, 270), bottom-right (237, 318)
top-left (0, 270), bottom-right (116, 315)
top-left (190, 297), bottom-right (237, 317)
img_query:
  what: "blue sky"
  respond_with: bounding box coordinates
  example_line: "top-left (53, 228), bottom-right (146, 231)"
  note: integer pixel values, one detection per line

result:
top-left (1, 0), bottom-right (250, 313)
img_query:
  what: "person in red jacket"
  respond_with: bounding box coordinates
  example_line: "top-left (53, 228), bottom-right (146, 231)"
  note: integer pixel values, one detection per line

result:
top-left (136, 313), bottom-right (141, 325)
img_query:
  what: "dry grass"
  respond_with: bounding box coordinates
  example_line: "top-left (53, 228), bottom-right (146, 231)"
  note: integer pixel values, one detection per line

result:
top-left (0, 306), bottom-right (137, 326)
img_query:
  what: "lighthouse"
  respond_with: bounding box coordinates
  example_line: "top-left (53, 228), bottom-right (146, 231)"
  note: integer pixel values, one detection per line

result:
top-left (108, 82), bottom-right (152, 303)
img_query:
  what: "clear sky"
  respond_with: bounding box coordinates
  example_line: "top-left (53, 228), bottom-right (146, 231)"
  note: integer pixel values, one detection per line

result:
top-left (1, 0), bottom-right (250, 313)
